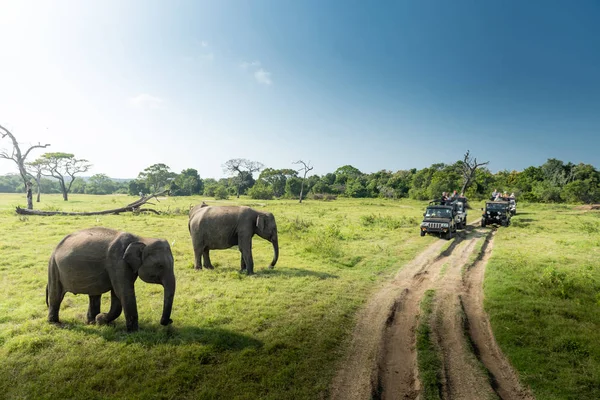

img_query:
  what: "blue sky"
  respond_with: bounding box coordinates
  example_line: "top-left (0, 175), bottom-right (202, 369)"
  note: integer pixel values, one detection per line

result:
top-left (1, 0), bottom-right (599, 179)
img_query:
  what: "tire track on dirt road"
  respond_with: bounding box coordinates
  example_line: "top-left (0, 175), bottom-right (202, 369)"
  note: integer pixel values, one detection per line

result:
top-left (331, 224), bottom-right (533, 400)
top-left (461, 231), bottom-right (535, 400)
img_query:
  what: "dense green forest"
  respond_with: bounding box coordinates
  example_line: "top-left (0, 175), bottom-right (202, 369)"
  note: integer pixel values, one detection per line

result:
top-left (1, 158), bottom-right (598, 203)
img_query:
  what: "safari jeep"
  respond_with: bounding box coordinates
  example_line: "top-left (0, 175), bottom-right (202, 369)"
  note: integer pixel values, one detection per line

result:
top-left (509, 198), bottom-right (517, 215)
top-left (451, 196), bottom-right (468, 229)
top-left (420, 202), bottom-right (458, 240)
top-left (481, 200), bottom-right (511, 227)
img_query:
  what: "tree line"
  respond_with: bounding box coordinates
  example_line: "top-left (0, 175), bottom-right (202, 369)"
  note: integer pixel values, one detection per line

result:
top-left (5, 157), bottom-right (596, 204)
top-left (1, 126), bottom-right (598, 204)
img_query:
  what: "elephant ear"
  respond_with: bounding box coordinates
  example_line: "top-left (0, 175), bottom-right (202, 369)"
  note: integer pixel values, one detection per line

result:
top-left (256, 214), bottom-right (266, 232)
top-left (123, 242), bottom-right (146, 273)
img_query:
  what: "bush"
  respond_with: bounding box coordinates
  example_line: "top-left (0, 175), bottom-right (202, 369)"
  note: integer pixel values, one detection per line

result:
top-left (214, 185), bottom-right (229, 200)
top-left (247, 184), bottom-right (274, 200)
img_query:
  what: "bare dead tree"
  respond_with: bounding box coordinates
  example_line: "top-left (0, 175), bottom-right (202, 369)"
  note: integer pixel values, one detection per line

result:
top-left (0, 124), bottom-right (51, 207)
top-left (16, 190), bottom-right (168, 216)
top-left (223, 158), bottom-right (264, 198)
top-left (460, 150), bottom-right (489, 195)
top-left (293, 160), bottom-right (314, 203)
top-left (26, 159), bottom-right (45, 202)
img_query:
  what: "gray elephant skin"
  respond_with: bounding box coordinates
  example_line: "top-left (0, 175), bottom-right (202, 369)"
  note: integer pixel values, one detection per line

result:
top-left (46, 227), bottom-right (176, 332)
top-left (188, 205), bottom-right (279, 275)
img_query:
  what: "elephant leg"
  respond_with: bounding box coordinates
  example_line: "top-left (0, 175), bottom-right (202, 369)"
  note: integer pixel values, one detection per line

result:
top-left (120, 286), bottom-right (139, 332)
top-left (193, 243), bottom-right (203, 270)
top-left (239, 238), bottom-right (254, 275)
top-left (86, 295), bottom-right (102, 324)
top-left (47, 286), bottom-right (65, 324)
top-left (96, 290), bottom-right (122, 325)
top-left (240, 253), bottom-right (247, 271)
top-left (203, 249), bottom-right (214, 270)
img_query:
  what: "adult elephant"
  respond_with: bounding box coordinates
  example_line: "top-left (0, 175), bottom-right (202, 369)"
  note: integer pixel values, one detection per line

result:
top-left (46, 227), bottom-right (176, 332)
top-left (188, 204), bottom-right (279, 275)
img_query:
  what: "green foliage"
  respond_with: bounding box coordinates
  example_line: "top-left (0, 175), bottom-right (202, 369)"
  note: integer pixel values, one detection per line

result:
top-left (137, 163), bottom-right (176, 193)
top-left (247, 182), bottom-right (274, 200)
top-left (285, 176), bottom-right (303, 199)
top-left (85, 174), bottom-right (116, 195)
top-left (214, 185), bottom-right (229, 200)
top-left (258, 168), bottom-right (297, 197)
top-left (171, 168), bottom-right (203, 196)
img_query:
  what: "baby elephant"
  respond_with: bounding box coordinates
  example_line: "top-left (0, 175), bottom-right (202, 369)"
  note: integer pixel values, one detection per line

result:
top-left (188, 205), bottom-right (279, 275)
top-left (46, 227), bottom-right (176, 332)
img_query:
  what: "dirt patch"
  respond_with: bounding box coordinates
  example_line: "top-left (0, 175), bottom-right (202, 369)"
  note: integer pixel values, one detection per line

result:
top-left (330, 225), bottom-right (534, 400)
top-left (431, 234), bottom-right (497, 399)
top-left (462, 232), bottom-right (535, 400)
top-left (329, 239), bottom-right (447, 400)
top-left (574, 204), bottom-right (600, 210)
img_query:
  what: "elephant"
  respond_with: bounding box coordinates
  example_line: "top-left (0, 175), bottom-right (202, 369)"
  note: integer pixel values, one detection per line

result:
top-left (46, 227), bottom-right (176, 332)
top-left (188, 204), bottom-right (279, 275)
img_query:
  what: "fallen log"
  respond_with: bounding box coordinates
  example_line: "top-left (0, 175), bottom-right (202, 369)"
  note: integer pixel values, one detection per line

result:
top-left (15, 191), bottom-right (168, 216)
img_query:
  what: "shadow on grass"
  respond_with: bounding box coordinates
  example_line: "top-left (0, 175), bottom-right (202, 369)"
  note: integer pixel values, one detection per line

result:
top-left (68, 323), bottom-right (263, 350)
top-left (258, 267), bottom-right (338, 279)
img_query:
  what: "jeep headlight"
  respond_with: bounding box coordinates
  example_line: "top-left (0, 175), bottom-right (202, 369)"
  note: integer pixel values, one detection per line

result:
top-left (487, 211), bottom-right (490, 214)
top-left (442, 223), bottom-right (449, 227)
top-left (421, 222), bottom-right (429, 227)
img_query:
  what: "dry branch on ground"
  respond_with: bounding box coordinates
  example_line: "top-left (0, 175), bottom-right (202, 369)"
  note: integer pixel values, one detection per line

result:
top-left (15, 191), bottom-right (169, 216)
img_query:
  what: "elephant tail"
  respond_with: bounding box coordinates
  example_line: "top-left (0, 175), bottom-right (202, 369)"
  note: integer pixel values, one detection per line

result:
top-left (46, 284), bottom-right (49, 308)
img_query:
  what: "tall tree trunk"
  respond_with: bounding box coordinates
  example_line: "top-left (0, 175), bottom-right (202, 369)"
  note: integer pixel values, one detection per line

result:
top-left (299, 180), bottom-right (305, 203)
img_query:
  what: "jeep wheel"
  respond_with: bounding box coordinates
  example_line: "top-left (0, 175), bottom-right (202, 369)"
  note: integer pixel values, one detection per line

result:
top-left (420, 230), bottom-right (426, 237)
top-left (501, 220), bottom-right (507, 227)
top-left (445, 230), bottom-right (453, 240)
top-left (481, 219), bottom-right (486, 228)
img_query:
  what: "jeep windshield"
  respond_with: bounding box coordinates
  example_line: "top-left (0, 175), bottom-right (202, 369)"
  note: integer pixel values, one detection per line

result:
top-left (425, 208), bottom-right (452, 218)
top-left (486, 203), bottom-right (507, 211)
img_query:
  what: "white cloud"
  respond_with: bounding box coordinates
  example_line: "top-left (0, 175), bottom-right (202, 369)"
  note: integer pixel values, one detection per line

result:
top-left (240, 60), bottom-right (261, 69)
top-left (201, 40), bottom-right (209, 47)
top-left (128, 94), bottom-right (164, 109)
top-left (254, 68), bottom-right (272, 85)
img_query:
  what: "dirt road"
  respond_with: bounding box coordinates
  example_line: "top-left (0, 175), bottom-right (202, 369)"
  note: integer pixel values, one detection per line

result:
top-left (330, 225), bottom-right (534, 400)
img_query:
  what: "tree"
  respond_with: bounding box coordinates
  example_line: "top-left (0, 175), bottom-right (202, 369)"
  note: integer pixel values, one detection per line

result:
top-left (171, 168), bottom-right (203, 196)
top-left (137, 163), bottom-right (176, 193)
top-left (293, 160), bottom-right (314, 203)
top-left (0, 124), bottom-right (51, 208)
top-left (86, 174), bottom-right (116, 195)
top-left (34, 152), bottom-right (92, 201)
top-left (223, 158), bottom-right (264, 198)
top-left (460, 150), bottom-right (489, 195)
top-left (247, 182), bottom-right (274, 200)
top-left (258, 168), bottom-right (297, 197)
top-left (26, 159), bottom-right (46, 202)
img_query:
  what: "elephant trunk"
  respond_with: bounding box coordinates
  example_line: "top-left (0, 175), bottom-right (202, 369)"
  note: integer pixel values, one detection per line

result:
top-left (160, 273), bottom-right (176, 326)
top-left (269, 238), bottom-right (279, 268)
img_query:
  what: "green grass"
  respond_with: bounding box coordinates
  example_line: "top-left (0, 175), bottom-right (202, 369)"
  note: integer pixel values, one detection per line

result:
top-left (484, 203), bottom-right (600, 399)
top-left (0, 193), bottom-right (434, 399)
top-left (2, 194), bottom-right (600, 399)
top-left (416, 290), bottom-right (442, 400)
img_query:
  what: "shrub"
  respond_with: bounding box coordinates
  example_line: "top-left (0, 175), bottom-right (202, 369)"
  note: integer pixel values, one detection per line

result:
top-left (214, 185), bottom-right (229, 200)
top-left (248, 184), bottom-right (274, 200)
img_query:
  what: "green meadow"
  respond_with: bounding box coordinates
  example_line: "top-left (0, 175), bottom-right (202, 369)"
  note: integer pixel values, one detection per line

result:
top-left (0, 194), bottom-right (598, 399)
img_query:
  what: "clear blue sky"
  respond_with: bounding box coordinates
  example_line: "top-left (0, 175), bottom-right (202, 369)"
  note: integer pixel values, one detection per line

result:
top-left (1, 0), bottom-right (598, 179)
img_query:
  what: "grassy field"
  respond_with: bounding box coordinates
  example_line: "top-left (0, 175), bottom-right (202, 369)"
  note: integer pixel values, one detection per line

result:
top-left (0, 193), bottom-right (434, 399)
top-left (485, 203), bottom-right (600, 399)
top-left (0, 194), bottom-right (598, 399)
